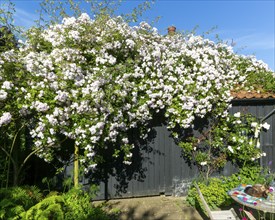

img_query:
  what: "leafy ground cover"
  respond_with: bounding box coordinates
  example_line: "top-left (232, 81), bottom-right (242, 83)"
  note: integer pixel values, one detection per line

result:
top-left (0, 187), bottom-right (111, 220)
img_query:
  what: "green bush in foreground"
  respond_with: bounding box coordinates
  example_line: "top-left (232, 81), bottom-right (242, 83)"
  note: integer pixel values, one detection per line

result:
top-left (0, 186), bottom-right (110, 220)
top-left (20, 195), bottom-right (65, 220)
top-left (0, 186), bottom-right (42, 220)
top-left (20, 188), bottom-right (110, 220)
top-left (63, 188), bottom-right (109, 220)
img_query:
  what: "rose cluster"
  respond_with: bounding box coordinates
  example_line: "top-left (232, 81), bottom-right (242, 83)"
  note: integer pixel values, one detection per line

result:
top-left (0, 13), bottom-right (273, 171)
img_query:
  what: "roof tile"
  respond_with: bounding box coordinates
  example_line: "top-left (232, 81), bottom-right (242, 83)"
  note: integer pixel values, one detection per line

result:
top-left (231, 90), bottom-right (275, 99)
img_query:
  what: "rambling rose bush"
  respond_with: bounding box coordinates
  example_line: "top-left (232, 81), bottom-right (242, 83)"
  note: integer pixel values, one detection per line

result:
top-left (0, 13), bottom-right (273, 177)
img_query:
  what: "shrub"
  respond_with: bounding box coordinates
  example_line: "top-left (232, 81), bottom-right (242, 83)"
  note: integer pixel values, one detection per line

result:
top-left (0, 185), bottom-right (110, 220)
top-left (20, 188), bottom-right (110, 220)
top-left (20, 195), bottom-right (65, 220)
top-left (0, 186), bottom-right (42, 220)
top-left (187, 177), bottom-right (229, 213)
top-left (63, 188), bottom-right (109, 220)
top-left (221, 166), bottom-right (267, 193)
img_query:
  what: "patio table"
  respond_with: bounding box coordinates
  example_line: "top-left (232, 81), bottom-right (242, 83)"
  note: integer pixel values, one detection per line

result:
top-left (228, 184), bottom-right (275, 213)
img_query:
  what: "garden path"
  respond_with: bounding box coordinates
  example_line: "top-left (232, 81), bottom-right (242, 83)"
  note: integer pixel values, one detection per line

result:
top-left (94, 196), bottom-right (203, 220)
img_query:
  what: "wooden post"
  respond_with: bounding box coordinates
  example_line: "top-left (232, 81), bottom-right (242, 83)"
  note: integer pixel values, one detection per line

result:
top-left (74, 144), bottom-right (79, 188)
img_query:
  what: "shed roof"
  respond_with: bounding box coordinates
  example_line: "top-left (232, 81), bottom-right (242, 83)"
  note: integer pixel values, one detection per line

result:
top-left (231, 90), bottom-right (275, 99)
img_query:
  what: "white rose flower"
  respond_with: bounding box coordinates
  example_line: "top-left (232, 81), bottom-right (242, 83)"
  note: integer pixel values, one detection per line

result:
top-left (123, 161), bottom-right (132, 165)
top-left (256, 140), bottom-right (260, 148)
top-left (234, 112), bottom-right (241, 118)
top-left (2, 81), bottom-right (13, 90)
top-left (261, 122), bottom-right (270, 130)
top-left (228, 145), bottom-right (234, 153)
top-left (254, 129), bottom-right (259, 138)
top-left (0, 112), bottom-right (12, 127)
top-left (0, 90), bottom-right (7, 100)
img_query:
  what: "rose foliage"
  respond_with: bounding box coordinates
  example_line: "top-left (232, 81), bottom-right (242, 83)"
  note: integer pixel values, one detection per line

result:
top-left (0, 13), bottom-right (274, 174)
top-left (179, 112), bottom-right (270, 179)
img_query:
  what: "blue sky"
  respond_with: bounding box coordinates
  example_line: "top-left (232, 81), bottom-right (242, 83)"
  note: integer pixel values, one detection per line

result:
top-left (11, 0), bottom-right (275, 71)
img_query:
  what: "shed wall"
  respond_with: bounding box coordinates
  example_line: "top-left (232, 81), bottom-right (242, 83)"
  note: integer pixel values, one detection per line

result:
top-left (77, 99), bottom-right (275, 200)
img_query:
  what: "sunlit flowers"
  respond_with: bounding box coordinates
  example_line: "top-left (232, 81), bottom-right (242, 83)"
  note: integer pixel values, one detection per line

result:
top-left (234, 112), bottom-right (241, 118)
top-left (228, 145), bottom-right (234, 153)
top-left (0, 112), bottom-right (12, 127)
top-left (0, 13), bottom-right (273, 172)
top-left (262, 122), bottom-right (270, 130)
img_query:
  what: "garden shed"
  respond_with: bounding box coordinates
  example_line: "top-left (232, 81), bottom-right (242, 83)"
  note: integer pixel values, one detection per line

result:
top-left (70, 92), bottom-right (275, 200)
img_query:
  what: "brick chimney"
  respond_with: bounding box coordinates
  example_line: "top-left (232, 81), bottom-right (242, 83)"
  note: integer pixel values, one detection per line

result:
top-left (168, 26), bottom-right (176, 35)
